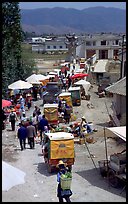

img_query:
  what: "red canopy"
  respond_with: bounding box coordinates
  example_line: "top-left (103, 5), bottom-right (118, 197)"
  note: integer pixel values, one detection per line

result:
top-left (2, 99), bottom-right (12, 108)
top-left (71, 73), bottom-right (88, 79)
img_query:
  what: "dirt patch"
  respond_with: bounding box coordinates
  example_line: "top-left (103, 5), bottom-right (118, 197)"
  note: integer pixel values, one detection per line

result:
top-left (2, 146), bottom-right (18, 162)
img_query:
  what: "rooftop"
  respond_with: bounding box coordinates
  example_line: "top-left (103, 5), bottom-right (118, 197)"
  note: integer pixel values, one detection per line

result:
top-left (105, 77), bottom-right (126, 96)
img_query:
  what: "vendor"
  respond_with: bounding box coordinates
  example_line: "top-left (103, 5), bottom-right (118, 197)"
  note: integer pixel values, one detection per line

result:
top-left (80, 116), bottom-right (93, 134)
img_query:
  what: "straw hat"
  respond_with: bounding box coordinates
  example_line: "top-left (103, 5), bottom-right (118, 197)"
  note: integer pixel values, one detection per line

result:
top-left (56, 160), bottom-right (67, 168)
top-left (82, 116), bottom-right (86, 120)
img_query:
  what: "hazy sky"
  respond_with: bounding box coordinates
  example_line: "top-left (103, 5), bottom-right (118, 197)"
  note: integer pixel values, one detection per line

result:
top-left (19, 2), bottom-right (126, 10)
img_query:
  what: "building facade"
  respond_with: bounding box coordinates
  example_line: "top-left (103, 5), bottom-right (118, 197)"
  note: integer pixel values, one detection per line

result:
top-left (76, 34), bottom-right (122, 60)
top-left (31, 37), bottom-right (68, 53)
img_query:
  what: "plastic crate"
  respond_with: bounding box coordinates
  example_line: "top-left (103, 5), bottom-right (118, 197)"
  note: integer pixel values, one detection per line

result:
top-left (60, 177), bottom-right (72, 190)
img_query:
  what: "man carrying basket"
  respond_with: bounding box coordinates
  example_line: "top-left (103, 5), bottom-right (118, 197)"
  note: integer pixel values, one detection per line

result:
top-left (57, 160), bottom-right (72, 202)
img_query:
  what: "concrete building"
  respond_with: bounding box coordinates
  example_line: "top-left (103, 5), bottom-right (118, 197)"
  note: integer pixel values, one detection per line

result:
top-left (76, 33), bottom-right (122, 60)
top-left (31, 37), bottom-right (68, 53)
top-left (105, 77), bottom-right (126, 126)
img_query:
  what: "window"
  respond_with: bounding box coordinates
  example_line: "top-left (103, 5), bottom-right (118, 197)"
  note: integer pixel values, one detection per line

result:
top-left (115, 40), bottom-right (118, 45)
top-left (53, 46), bottom-right (56, 49)
top-left (101, 41), bottom-right (106, 45)
top-left (47, 46), bottom-right (50, 49)
top-left (93, 41), bottom-right (96, 46)
top-left (60, 46), bottom-right (63, 49)
top-left (86, 41), bottom-right (91, 46)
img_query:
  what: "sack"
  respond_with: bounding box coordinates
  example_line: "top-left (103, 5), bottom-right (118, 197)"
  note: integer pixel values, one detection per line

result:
top-left (9, 113), bottom-right (16, 121)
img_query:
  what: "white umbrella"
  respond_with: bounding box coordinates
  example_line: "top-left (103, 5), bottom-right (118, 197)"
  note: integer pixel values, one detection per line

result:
top-left (2, 161), bottom-right (26, 191)
top-left (36, 74), bottom-right (46, 80)
top-left (46, 74), bottom-right (55, 78)
top-left (26, 74), bottom-right (40, 83)
top-left (74, 79), bottom-right (90, 85)
top-left (8, 80), bottom-right (33, 90)
top-left (74, 80), bottom-right (91, 95)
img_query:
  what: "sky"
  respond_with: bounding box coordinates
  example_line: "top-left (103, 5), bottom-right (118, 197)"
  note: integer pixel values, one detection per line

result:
top-left (19, 2), bottom-right (126, 10)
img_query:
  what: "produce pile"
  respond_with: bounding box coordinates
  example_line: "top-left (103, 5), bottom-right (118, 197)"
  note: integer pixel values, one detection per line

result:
top-left (61, 172), bottom-right (72, 179)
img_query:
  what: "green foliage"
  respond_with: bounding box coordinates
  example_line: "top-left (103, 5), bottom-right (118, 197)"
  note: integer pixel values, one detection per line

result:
top-left (2, 2), bottom-right (35, 98)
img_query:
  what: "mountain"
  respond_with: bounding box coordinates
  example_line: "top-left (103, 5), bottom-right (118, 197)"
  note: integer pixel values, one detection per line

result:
top-left (20, 6), bottom-right (126, 34)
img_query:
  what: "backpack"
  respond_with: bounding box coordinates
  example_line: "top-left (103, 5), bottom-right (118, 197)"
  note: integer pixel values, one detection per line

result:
top-left (9, 112), bottom-right (16, 121)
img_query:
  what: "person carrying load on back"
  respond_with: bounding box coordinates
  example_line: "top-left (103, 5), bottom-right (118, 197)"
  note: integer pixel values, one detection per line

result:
top-left (56, 160), bottom-right (72, 202)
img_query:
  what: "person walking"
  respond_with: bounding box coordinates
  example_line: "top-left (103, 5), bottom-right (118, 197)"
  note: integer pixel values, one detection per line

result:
top-left (57, 160), bottom-right (72, 202)
top-left (19, 95), bottom-right (25, 109)
top-left (32, 113), bottom-right (38, 134)
top-left (27, 121), bottom-right (36, 149)
top-left (39, 115), bottom-right (49, 144)
top-left (9, 109), bottom-right (18, 131)
top-left (64, 104), bottom-right (71, 124)
top-left (67, 75), bottom-right (72, 89)
top-left (19, 106), bottom-right (26, 120)
top-left (17, 123), bottom-right (27, 151)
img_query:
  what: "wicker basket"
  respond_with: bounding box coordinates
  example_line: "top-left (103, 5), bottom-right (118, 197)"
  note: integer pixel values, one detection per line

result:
top-left (60, 177), bottom-right (72, 190)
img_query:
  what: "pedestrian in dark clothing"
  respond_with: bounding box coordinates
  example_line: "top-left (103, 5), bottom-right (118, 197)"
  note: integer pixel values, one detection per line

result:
top-left (27, 121), bottom-right (36, 149)
top-left (9, 109), bottom-right (18, 131)
top-left (67, 75), bottom-right (72, 89)
top-left (33, 106), bottom-right (40, 116)
top-left (58, 99), bottom-right (62, 113)
top-left (57, 160), bottom-right (72, 202)
top-left (39, 115), bottom-right (49, 143)
top-left (64, 69), bottom-right (67, 78)
top-left (17, 123), bottom-right (27, 151)
top-left (64, 107), bottom-right (71, 124)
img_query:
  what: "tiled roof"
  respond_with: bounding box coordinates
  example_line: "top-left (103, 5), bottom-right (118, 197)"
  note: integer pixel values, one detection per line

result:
top-left (105, 77), bottom-right (126, 96)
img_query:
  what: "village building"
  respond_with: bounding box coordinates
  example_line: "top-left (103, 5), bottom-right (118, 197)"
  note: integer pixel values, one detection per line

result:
top-left (105, 77), bottom-right (126, 126)
top-left (76, 33), bottom-right (122, 60)
top-left (31, 36), bottom-right (68, 53)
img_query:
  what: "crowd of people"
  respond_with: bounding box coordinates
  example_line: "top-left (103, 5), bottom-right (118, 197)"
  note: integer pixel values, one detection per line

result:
top-left (17, 105), bottom-right (50, 151)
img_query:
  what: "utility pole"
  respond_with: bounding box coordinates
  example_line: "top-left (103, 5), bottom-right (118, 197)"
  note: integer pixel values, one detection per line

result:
top-left (120, 34), bottom-right (125, 79)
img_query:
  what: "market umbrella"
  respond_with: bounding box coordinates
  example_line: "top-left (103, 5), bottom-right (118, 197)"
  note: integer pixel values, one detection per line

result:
top-left (2, 161), bottom-right (26, 191)
top-left (26, 74), bottom-right (42, 84)
top-left (71, 73), bottom-right (88, 79)
top-left (74, 79), bottom-right (91, 95)
top-left (74, 79), bottom-right (91, 86)
top-left (2, 99), bottom-right (12, 108)
top-left (8, 80), bottom-right (33, 90)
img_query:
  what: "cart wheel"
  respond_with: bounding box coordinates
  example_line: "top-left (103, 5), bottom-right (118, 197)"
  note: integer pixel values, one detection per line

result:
top-left (108, 169), bottom-right (119, 188)
top-left (47, 164), bottom-right (52, 173)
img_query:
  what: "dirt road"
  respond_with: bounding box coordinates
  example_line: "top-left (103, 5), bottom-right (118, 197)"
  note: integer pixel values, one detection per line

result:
top-left (2, 85), bottom-right (126, 202)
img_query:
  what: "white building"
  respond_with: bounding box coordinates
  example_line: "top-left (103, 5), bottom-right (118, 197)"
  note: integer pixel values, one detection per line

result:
top-left (76, 34), bottom-right (122, 60)
top-left (31, 37), bottom-right (68, 53)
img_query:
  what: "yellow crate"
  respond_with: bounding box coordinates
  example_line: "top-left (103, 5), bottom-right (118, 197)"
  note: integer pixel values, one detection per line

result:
top-left (60, 177), bottom-right (72, 190)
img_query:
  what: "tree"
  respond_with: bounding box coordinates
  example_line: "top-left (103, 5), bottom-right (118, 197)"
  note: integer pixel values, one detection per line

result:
top-left (2, 2), bottom-right (22, 97)
top-left (2, 2), bottom-right (36, 98)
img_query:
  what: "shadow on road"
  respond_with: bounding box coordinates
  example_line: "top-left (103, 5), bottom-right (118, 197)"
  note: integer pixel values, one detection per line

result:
top-left (35, 162), bottom-right (57, 177)
top-left (75, 168), bottom-right (126, 198)
top-left (96, 122), bottom-right (109, 127)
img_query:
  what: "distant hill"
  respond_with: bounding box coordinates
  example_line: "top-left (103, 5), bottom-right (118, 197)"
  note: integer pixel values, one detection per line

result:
top-left (20, 6), bottom-right (126, 34)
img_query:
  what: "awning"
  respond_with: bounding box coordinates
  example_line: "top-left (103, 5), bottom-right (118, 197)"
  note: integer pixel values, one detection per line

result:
top-left (107, 126), bottom-right (126, 141)
top-left (93, 60), bottom-right (108, 73)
